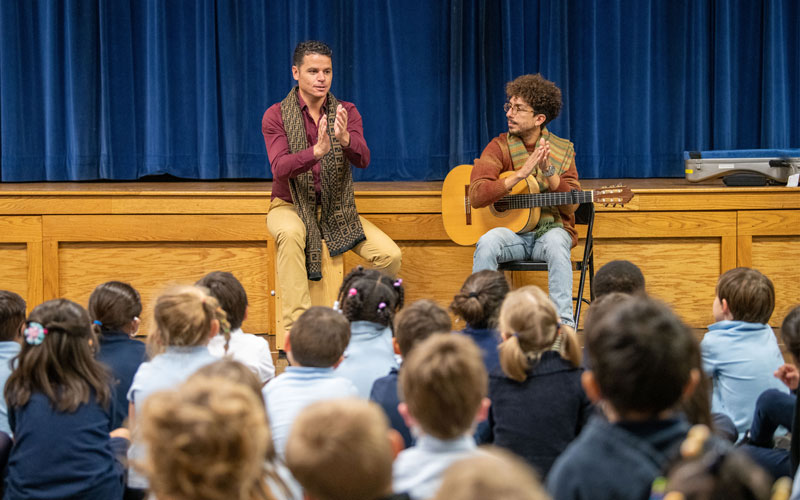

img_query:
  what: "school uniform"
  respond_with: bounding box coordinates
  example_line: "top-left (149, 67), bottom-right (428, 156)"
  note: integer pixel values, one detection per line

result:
top-left (5, 392), bottom-right (123, 500)
top-left (0, 342), bottom-right (20, 436)
top-left (488, 351), bottom-right (591, 476)
top-left (546, 415), bottom-right (689, 500)
top-left (263, 366), bottom-right (359, 457)
top-left (370, 367), bottom-right (413, 447)
top-left (393, 434), bottom-right (482, 500)
top-left (335, 321), bottom-right (398, 399)
top-left (701, 320), bottom-right (788, 436)
top-left (455, 326), bottom-right (501, 373)
top-left (96, 331), bottom-right (146, 429)
top-left (126, 345), bottom-right (217, 489)
top-left (207, 327), bottom-right (275, 383)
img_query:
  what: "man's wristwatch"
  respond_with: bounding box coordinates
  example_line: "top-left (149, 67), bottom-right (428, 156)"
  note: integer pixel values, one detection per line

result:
top-left (542, 164), bottom-right (556, 177)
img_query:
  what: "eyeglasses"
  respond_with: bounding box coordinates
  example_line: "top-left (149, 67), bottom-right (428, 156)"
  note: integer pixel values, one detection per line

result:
top-left (503, 102), bottom-right (535, 115)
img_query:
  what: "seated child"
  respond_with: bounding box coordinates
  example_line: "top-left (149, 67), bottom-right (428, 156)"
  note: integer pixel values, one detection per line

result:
top-left (370, 299), bottom-right (452, 448)
top-left (739, 305), bottom-right (800, 481)
top-left (137, 374), bottom-right (280, 500)
top-left (449, 270), bottom-right (509, 373)
top-left (546, 296), bottom-right (700, 500)
top-left (488, 286), bottom-right (591, 477)
top-left (591, 259), bottom-right (645, 298)
top-left (4, 299), bottom-right (123, 500)
top-left (432, 446), bottom-right (550, 500)
top-left (658, 424), bottom-right (776, 500)
top-left (127, 285), bottom-right (228, 492)
top-left (393, 334), bottom-right (490, 500)
top-left (335, 267), bottom-right (404, 398)
top-left (0, 290), bottom-right (24, 436)
top-left (701, 267), bottom-right (787, 437)
top-left (88, 281), bottom-right (147, 429)
top-left (286, 399), bottom-right (408, 500)
top-left (197, 271), bottom-right (275, 383)
top-left (263, 306), bottom-right (358, 457)
top-left (193, 360), bottom-right (300, 500)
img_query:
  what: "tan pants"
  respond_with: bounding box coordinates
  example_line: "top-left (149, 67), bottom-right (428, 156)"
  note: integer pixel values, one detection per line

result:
top-left (267, 197), bottom-right (402, 332)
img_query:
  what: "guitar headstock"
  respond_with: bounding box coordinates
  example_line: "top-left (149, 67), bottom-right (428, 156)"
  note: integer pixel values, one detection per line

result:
top-left (594, 184), bottom-right (633, 206)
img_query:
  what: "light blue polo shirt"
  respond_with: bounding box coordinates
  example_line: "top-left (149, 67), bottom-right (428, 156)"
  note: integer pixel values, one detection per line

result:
top-left (0, 341), bottom-right (21, 436)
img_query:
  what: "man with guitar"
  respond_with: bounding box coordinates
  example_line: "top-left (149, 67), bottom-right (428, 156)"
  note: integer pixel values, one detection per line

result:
top-left (470, 74), bottom-right (581, 328)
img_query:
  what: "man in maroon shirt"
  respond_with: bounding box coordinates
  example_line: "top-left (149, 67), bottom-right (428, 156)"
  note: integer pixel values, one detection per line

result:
top-left (262, 41), bottom-right (401, 334)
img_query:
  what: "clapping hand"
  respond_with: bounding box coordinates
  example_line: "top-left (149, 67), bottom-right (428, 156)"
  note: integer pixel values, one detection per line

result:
top-left (333, 104), bottom-right (350, 147)
top-left (774, 363), bottom-right (799, 391)
top-left (313, 115), bottom-right (331, 159)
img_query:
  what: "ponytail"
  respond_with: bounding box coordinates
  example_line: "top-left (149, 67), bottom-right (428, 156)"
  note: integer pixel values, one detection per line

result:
top-left (558, 325), bottom-right (582, 368)
top-left (498, 335), bottom-right (530, 382)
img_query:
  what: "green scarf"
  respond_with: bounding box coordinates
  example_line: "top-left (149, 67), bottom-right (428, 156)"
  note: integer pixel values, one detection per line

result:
top-left (280, 87), bottom-right (365, 280)
top-left (506, 129), bottom-right (569, 239)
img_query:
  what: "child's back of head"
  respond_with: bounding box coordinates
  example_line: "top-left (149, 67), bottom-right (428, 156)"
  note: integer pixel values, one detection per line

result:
top-left (286, 399), bottom-right (394, 500)
top-left (337, 267), bottom-right (404, 329)
top-left (399, 334), bottom-right (487, 439)
top-left (88, 281), bottom-right (142, 335)
top-left (716, 267), bottom-right (774, 324)
top-left (288, 306), bottom-right (350, 368)
top-left (433, 447), bottom-right (550, 500)
top-left (660, 424), bottom-right (775, 500)
top-left (148, 285), bottom-right (230, 357)
top-left (138, 375), bottom-right (272, 500)
top-left (0, 290), bottom-right (26, 342)
top-left (5, 298), bottom-right (110, 412)
top-left (196, 271), bottom-right (248, 331)
top-left (497, 286), bottom-right (582, 381)
top-left (449, 270), bottom-right (509, 329)
top-left (395, 299), bottom-right (452, 358)
top-left (586, 296), bottom-right (699, 418)
top-left (592, 260), bottom-right (646, 298)
top-left (781, 305), bottom-right (800, 360)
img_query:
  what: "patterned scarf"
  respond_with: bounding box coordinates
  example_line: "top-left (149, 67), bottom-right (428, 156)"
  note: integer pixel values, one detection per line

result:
top-left (280, 87), bottom-right (365, 280)
top-left (506, 129), bottom-right (570, 238)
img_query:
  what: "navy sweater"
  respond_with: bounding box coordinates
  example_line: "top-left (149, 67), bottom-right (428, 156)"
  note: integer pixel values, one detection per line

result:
top-left (488, 351), bottom-right (591, 476)
top-left (97, 331), bottom-right (146, 429)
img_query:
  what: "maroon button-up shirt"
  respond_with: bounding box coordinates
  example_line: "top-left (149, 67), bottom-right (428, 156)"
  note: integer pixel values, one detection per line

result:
top-left (261, 93), bottom-right (370, 202)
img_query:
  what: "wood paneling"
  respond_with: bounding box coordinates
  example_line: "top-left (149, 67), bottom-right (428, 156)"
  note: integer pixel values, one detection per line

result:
top-left (57, 242), bottom-right (273, 337)
top-left (0, 181), bottom-right (797, 341)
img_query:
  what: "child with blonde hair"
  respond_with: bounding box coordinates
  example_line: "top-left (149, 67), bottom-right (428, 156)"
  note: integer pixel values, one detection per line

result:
top-left (138, 375), bottom-right (277, 500)
top-left (4, 299), bottom-right (123, 499)
top-left (126, 285), bottom-right (229, 494)
top-left (488, 285), bottom-right (590, 476)
top-left (432, 447), bottom-right (550, 500)
top-left (393, 334), bottom-right (490, 500)
top-left (286, 399), bottom-right (407, 500)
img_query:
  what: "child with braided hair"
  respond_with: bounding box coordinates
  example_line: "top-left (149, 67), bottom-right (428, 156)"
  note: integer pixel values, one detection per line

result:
top-left (334, 266), bottom-right (405, 398)
top-left (125, 285), bottom-right (230, 496)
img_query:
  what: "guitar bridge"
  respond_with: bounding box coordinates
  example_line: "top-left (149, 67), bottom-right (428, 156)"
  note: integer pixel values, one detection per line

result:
top-left (464, 184), bottom-right (472, 226)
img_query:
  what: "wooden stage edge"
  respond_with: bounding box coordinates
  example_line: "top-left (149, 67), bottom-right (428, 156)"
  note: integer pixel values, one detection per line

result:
top-left (1, 178), bottom-right (799, 351)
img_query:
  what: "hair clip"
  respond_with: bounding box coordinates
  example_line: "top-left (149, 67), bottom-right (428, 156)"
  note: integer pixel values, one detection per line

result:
top-left (468, 292), bottom-right (479, 298)
top-left (24, 322), bottom-right (48, 345)
top-left (393, 279), bottom-right (403, 287)
top-left (378, 302), bottom-right (387, 311)
top-left (348, 288), bottom-right (358, 297)
top-left (93, 320), bottom-right (103, 327)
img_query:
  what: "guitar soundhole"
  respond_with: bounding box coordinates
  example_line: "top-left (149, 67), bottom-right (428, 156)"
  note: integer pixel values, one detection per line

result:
top-left (490, 201), bottom-right (512, 218)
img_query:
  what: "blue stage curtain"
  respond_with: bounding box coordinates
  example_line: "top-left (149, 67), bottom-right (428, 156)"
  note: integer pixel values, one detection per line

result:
top-left (1, 0), bottom-right (798, 181)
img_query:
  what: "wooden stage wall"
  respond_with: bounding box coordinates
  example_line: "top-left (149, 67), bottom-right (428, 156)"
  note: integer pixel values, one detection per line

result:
top-left (1, 180), bottom-right (799, 350)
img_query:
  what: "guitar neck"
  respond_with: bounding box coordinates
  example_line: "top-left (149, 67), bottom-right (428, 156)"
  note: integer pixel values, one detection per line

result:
top-left (495, 190), bottom-right (594, 210)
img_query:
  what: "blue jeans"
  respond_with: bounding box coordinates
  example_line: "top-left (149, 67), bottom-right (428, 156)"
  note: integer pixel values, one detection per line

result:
top-left (473, 227), bottom-right (574, 327)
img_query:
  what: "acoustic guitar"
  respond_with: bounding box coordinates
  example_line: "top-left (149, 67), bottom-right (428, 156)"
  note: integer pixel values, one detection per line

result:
top-left (441, 164), bottom-right (633, 246)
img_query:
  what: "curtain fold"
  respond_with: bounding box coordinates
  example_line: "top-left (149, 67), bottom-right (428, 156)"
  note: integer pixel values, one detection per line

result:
top-left (0, 0), bottom-right (797, 181)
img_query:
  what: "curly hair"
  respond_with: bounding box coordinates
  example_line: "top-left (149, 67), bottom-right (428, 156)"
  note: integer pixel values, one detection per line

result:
top-left (138, 376), bottom-right (276, 500)
top-left (505, 74), bottom-right (562, 127)
top-left (337, 267), bottom-right (405, 330)
top-left (293, 40), bottom-right (332, 67)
